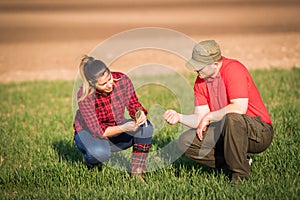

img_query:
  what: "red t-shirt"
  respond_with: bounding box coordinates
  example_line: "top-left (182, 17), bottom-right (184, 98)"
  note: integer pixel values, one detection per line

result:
top-left (194, 57), bottom-right (272, 124)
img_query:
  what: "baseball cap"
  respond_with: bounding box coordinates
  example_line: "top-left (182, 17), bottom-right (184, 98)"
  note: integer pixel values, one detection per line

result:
top-left (186, 40), bottom-right (222, 71)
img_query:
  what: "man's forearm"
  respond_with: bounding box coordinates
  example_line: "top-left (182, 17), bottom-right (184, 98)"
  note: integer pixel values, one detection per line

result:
top-left (179, 113), bottom-right (202, 128)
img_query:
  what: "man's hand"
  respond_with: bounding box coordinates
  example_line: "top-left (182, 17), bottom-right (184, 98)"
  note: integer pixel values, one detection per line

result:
top-left (163, 110), bottom-right (181, 125)
top-left (196, 113), bottom-right (211, 140)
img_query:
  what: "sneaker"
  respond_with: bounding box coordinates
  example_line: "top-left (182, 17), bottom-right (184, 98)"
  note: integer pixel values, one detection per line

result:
top-left (247, 155), bottom-right (253, 166)
top-left (82, 155), bottom-right (98, 170)
top-left (84, 160), bottom-right (97, 170)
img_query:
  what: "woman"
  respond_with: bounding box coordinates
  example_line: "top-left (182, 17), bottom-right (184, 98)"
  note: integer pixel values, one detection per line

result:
top-left (73, 55), bottom-right (153, 180)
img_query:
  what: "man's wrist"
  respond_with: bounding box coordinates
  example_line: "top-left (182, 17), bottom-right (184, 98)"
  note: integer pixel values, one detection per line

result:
top-left (178, 113), bottom-right (182, 123)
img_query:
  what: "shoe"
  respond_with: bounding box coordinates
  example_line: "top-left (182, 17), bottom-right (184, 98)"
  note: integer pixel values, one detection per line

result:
top-left (231, 156), bottom-right (252, 186)
top-left (247, 155), bottom-right (253, 166)
top-left (84, 160), bottom-right (97, 170)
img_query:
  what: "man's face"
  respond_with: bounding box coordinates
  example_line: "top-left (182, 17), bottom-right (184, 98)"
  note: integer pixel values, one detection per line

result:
top-left (195, 63), bottom-right (218, 79)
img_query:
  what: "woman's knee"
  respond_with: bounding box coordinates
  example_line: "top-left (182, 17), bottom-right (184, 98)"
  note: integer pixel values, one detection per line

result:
top-left (134, 120), bottom-right (153, 144)
top-left (142, 120), bottom-right (154, 137)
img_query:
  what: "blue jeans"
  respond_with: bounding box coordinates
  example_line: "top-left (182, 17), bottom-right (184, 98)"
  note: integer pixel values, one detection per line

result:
top-left (74, 120), bottom-right (153, 165)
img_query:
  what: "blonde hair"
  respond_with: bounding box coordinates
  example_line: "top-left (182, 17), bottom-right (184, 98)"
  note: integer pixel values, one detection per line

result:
top-left (78, 55), bottom-right (110, 101)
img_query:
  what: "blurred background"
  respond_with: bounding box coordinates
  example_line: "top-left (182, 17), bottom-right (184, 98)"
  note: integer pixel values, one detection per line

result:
top-left (0, 0), bottom-right (299, 82)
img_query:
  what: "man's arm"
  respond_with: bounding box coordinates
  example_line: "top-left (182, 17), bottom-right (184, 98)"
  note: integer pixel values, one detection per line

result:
top-left (204, 98), bottom-right (248, 122)
top-left (196, 98), bottom-right (248, 140)
top-left (163, 105), bottom-right (210, 128)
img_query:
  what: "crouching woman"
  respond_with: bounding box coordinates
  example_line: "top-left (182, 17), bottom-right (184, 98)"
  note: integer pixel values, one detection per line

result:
top-left (73, 55), bottom-right (153, 180)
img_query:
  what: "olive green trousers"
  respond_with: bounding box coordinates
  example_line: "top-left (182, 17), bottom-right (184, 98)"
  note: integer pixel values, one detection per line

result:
top-left (178, 113), bottom-right (274, 180)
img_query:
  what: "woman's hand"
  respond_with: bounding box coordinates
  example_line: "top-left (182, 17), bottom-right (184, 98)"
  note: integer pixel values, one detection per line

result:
top-left (120, 121), bottom-right (139, 132)
top-left (163, 110), bottom-right (181, 125)
top-left (135, 110), bottom-right (148, 127)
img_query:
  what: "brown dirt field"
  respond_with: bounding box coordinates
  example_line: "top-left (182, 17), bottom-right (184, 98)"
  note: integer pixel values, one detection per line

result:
top-left (0, 0), bottom-right (299, 82)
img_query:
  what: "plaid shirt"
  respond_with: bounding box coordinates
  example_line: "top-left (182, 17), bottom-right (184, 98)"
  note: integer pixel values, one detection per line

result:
top-left (73, 72), bottom-right (147, 139)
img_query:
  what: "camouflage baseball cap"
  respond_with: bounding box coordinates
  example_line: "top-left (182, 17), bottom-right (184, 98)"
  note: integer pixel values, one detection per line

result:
top-left (186, 40), bottom-right (222, 71)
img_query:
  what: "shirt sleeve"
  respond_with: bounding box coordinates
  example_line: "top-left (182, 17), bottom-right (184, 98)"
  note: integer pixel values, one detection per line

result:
top-left (77, 88), bottom-right (107, 139)
top-left (223, 61), bottom-right (249, 100)
top-left (123, 75), bottom-right (148, 118)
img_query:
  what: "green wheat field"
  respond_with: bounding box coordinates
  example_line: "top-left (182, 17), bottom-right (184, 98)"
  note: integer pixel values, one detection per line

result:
top-left (0, 68), bottom-right (299, 199)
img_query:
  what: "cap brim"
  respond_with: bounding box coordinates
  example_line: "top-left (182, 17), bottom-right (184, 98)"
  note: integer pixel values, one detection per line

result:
top-left (185, 58), bottom-right (207, 71)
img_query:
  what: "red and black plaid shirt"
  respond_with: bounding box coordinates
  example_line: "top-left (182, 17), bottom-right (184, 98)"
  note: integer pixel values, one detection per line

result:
top-left (73, 72), bottom-right (147, 139)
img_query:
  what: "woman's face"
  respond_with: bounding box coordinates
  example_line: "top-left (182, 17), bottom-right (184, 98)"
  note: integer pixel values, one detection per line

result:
top-left (94, 71), bottom-right (114, 93)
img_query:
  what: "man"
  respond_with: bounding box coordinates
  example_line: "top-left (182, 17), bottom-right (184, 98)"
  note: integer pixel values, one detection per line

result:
top-left (164, 40), bottom-right (274, 182)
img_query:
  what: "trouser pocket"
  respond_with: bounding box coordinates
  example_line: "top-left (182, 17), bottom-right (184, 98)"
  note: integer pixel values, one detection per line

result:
top-left (243, 115), bottom-right (262, 143)
top-left (243, 115), bottom-right (273, 153)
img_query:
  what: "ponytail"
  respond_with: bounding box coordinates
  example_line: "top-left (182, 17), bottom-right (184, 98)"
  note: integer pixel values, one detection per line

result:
top-left (78, 55), bottom-right (110, 102)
